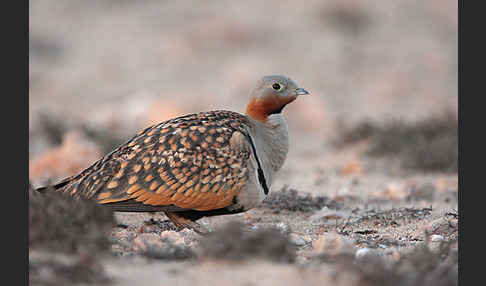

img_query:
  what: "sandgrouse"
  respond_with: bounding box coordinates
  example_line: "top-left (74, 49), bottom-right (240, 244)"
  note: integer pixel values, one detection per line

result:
top-left (36, 75), bottom-right (309, 234)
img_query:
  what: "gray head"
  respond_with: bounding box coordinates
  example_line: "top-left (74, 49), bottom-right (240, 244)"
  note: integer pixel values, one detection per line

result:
top-left (246, 75), bottom-right (309, 122)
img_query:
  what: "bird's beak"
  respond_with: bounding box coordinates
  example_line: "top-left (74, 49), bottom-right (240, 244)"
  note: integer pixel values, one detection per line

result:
top-left (294, 88), bottom-right (310, 96)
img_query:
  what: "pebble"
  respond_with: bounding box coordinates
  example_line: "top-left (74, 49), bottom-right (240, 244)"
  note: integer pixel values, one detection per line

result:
top-left (275, 222), bottom-right (291, 234)
top-left (355, 248), bottom-right (372, 258)
top-left (430, 234), bottom-right (444, 242)
top-left (289, 233), bottom-right (307, 246)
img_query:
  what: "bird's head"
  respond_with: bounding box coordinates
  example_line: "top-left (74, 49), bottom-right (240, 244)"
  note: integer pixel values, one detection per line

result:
top-left (246, 75), bottom-right (309, 123)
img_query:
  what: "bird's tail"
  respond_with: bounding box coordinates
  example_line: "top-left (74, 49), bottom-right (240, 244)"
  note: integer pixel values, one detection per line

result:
top-left (35, 177), bottom-right (75, 193)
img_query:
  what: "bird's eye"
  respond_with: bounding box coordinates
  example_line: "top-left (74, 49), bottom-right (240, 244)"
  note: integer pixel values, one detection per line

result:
top-left (272, 83), bottom-right (283, 91)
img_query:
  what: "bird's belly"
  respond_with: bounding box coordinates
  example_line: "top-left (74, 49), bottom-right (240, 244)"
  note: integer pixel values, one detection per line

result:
top-left (228, 171), bottom-right (268, 212)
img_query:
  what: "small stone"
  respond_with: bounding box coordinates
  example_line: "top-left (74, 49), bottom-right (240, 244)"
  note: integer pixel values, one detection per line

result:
top-left (289, 233), bottom-right (307, 246)
top-left (355, 248), bottom-right (371, 258)
top-left (430, 234), bottom-right (444, 242)
top-left (448, 218), bottom-right (458, 228)
top-left (275, 222), bottom-right (291, 235)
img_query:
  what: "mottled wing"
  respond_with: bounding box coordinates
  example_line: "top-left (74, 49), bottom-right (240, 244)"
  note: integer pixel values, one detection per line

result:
top-left (53, 111), bottom-right (253, 211)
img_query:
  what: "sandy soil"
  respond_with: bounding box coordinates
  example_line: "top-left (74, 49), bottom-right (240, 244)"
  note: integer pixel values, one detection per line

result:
top-left (29, 1), bottom-right (457, 285)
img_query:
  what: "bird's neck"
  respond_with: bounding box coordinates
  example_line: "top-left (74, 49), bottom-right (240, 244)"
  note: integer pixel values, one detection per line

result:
top-left (245, 96), bottom-right (296, 123)
top-left (247, 113), bottom-right (289, 185)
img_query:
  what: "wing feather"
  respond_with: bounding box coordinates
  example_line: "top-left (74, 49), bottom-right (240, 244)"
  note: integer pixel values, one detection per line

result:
top-left (45, 111), bottom-right (253, 212)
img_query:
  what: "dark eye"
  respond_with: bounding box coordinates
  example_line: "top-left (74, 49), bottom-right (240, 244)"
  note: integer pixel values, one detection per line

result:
top-left (272, 83), bottom-right (281, 90)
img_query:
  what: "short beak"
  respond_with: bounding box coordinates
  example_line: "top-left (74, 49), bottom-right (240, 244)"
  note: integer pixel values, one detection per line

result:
top-left (294, 88), bottom-right (310, 96)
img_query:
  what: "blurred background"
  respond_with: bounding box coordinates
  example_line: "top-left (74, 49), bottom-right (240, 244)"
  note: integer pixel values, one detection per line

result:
top-left (29, 0), bottom-right (457, 185)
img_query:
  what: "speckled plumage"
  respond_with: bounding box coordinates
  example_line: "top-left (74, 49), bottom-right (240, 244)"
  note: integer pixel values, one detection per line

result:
top-left (49, 111), bottom-right (253, 211)
top-left (36, 75), bottom-right (309, 233)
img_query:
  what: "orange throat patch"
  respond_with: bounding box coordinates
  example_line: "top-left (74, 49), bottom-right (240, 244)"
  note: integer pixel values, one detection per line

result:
top-left (245, 96), bottom-right (296, 123)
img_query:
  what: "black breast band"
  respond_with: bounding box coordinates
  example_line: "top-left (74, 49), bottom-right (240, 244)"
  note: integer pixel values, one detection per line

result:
top-left (243, 133), bottom-right (269, 195)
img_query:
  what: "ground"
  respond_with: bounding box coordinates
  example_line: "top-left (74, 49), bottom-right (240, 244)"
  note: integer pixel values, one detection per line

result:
top-left (29, 1), bottom-right (457, 285)
top-left (29, 120), bottom-right (458, 285)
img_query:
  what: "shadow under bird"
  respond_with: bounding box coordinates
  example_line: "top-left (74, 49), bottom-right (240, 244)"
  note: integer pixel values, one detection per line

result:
top-left (36, 75), bottom-right (310, 234)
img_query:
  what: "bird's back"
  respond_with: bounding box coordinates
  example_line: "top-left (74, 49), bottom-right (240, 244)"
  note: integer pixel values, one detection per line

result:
top-left (37, 110), bottom-right (256, 212)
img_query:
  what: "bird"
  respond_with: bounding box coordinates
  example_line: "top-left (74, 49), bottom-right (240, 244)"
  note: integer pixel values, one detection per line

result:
top-left (35, 75), bottom-right (309, 234)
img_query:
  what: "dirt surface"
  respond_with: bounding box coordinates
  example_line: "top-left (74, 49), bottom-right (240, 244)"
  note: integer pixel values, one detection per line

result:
top-left (29, 1), bottom-right (457, 285)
